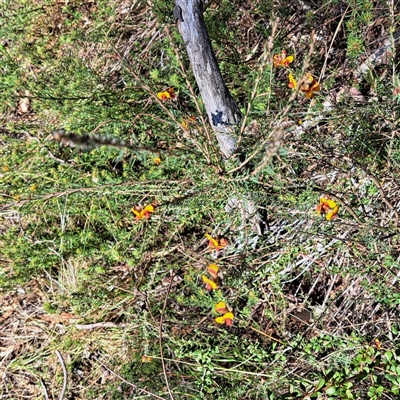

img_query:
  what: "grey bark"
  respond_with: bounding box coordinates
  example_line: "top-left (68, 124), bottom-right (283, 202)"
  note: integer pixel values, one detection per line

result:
top-left (174, 0), bottom-right (263, 235)
top-left (174, 0), bottom-right (242, 159)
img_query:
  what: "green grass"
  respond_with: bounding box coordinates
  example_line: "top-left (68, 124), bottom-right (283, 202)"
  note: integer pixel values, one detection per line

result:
top-left (1, 0), bottom-right (400, 399)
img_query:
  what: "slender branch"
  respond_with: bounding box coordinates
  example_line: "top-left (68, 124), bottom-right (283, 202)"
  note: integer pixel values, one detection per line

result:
top-left (55, 350), bottom-right (67, 400)
top-left (39, 379), bottom-right (49, 400)
top-left (159, 272), bottom-right (175, 400)
top-left (1, 178), bottom-right (191, 209)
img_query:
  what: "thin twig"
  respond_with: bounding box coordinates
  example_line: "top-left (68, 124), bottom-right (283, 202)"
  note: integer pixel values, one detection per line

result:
top-left (159, 271), bottom-right (175, 400)
top-left (39, 379), bottom-right (49, 400)
top-left (319, 5), bottom-right (350, 82)
top-left (55, 350), bottom-right (67, 400)
top-left (237, 20), bottom-right (278, 147)
top-left (1, 178), bottom-right (190, 209)
top-left (364, 169), bottom-right (399, 225)
top-left (75, 322), bottom-right (122, 330)
top-left (92, 355), bottom-right (165, 400)
top-left (249, 326), bottom-right (285, 345)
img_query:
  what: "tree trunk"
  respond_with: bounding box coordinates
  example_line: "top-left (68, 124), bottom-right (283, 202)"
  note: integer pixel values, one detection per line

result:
top-left (174, 0), bottom-right (263, 235)
top-left (174, 0), bottom-right (242, 159)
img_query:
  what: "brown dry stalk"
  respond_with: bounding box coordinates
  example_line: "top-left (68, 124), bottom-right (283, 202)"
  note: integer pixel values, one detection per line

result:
top-left (55, 350), bottom-right (67, 400)
top-left (1, 178), bottom-right (191, 210)
top-left (159, 271), bottom-right (176, 400)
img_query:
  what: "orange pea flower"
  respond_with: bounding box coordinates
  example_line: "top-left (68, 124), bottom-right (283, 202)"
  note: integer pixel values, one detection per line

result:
top-left (215, 312), bottom-right (234, 326)
top-left (288, 74), bottom-right (320, 99)
top-left (202, 275), bottom-right (219, 291)
top-left (215, 301), bottom-right (229, 314)
top-left (288, 73), bottom-right (297, 90)
top-left (316, 196), bottom-right (339, 221)
top-left (300, 75), bottom-right (320, 99)
top-left (274, 50), bottom-right (294, 68)
top-left (181, 116), bottom-right (197, 131)
top-left (205, 233), bottom-right (228, 251)
top-left (141, 355), bottom-right (152, 363)
top-left (207, 264), bottom-right (219, 279)
top-left (157, 87), bottom-right (176, 101)
top-left (132, 204), bottom-right (154, 221)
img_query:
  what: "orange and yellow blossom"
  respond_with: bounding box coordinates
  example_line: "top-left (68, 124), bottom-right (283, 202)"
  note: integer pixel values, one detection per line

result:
top-left (215, 312), bottom-right (234, 326)
top-left (207, 264), bottom-right (219, 279)
top-left (273, 50), bottom-right (294, 68)
top-left (288, 74), bottom-right (320, 99)
top-left (157, 87), bottom-right (176, 101)
top-left (215, 301), bottom-right (229, 314)
top-left (316, 197), bottom-right (339, 221)
top-left (202, 275), bottom-right (219, 291)
top-left (301, 75), bottom-right (320, 99)
top-left (132, 204), bottom-right (154, 221)
top-left (288, 73), bottom-right (297, 90)
top-left (205, 233), bottom-right (228, 251)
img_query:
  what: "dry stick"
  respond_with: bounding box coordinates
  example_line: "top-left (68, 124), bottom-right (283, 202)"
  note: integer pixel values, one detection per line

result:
top-left (75, 322), bottom-right (121, 330)
top-left (1, 178), bottom-right (190, 209)
top-left (39, 379), bottom-right (49, 400)
top-left (322, 274), bottom-right (338, 309)
top-left (55, 350), bottom-right (67, 400)
top-left (366, 170), bottom-right (399, 225)
top-left (249, 326), bottom-right (285, 345)
top-left (174, 0), bottom-right (242, 159)
top-left (159, 272), bottom-right (175, 400)
top-left (91, 355), bottom-right (165, 400)
top-left (319, 5), bottom-right (350, 82)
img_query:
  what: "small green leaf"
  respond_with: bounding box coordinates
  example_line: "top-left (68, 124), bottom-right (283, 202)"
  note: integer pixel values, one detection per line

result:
top-left (326, 386), bottom-right (337, 395)
top-left (317, 378), bottom-right (325, 390)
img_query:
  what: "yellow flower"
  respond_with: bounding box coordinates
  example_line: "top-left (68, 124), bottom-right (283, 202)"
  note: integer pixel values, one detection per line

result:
top-left (153, 157), bottom-right (161, 165)
top-left (316, 197), bottom-right (339, 221)
top-left (205, 233), bottom-right (228, 251)
top-left (215, 312), bottom-right (234, 326)
top-left (181, 120), bottom-right (189, 131)
top-left (215, 301), bottom-right (229, 314)
top-left (326, 205), bottom-right (339, 221)
top-left (202, 275), bottom-right (218, 291)
top-left (301, 75), bottom-right (320, 99)
top-left (2, 165), bottom-right (9, 172)
top-left (181, 115), bottom-right (197, 131)
top-left (157, 87), bottom-right (176, 101)
top-left (207, 264), bottom-right (219, 279)
top-left (373, 338), bottom-right (381, 350)
top-left (288, 73), bottom-right (297, 90)
top-left (273, 50), bottom-right (294, 68)
top-left (30, 184), bottom-right (37, 192)
top-left (132, 204), bottom-right (155, 221)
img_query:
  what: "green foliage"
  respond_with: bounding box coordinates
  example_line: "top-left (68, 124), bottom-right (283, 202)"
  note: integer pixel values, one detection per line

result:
top-left (1, 0), bottom-right (400, 399)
